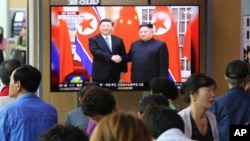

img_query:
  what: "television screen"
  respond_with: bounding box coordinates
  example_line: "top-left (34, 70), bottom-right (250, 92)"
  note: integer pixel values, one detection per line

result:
top-left (14, 11), bottom-right (25, 22)
top-left (50, 5), bottom-right (199, 92)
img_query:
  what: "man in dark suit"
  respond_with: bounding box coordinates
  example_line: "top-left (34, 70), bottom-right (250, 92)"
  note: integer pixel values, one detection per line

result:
top-left (89, 19), bottom-right (127, 85)
top-left (126, 23), bottom-right (169, 83)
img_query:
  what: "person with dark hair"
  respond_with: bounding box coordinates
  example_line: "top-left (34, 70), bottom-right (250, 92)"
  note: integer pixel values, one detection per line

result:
top-left (0, 59), bottom-right (21, 96)
top-left (142, 105), bottom-right (192, 140)
top-left (210, 60), bottom-right (250, 141)
top-left (90, 112), bottom-right (153, 141)
top-left (0, 64), bottom-right (58, 141)
top-left (0, 26), bottom-right (7, 65)
top-left (244, 47), bottom-right (250, 64)
top-left (150, 76), bottom-right (181, 112)
top-left (125, 23), bottom-right (169, 83)
top-left (65, 82), bottom-right (99, 133)
top-left (89, 18), bottom-right (127, 85)
top-left (243, 48), bottom-right (250, 93)
top-left (0, 59), bottom-right (22, 108)
top-left (178, 73), bottom-right (219, 141)
top-left (137, 94), bottom-right (169, 118)
top-left (81, 85), bottom-right (116, 136)
top-left (40, 124), bottom-right (89, 141)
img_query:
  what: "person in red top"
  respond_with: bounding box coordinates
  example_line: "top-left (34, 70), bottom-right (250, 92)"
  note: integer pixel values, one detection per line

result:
top-left (0, 59), bottom-right (21, 96)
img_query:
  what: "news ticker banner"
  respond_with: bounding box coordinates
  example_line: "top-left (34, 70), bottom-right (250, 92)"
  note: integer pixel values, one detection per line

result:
top-left (230, 125), bottom-right (250, 140)
top-left (58, 82), bottom-right (146, 89)
top-left (57, 11), bottom-right (83, 20)
top-left (50, 0), bottom-right (99, 5)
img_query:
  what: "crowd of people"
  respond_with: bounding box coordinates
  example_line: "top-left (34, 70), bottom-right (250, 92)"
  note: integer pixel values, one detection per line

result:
top-left (1, 18), bottom-right (250, 141)
top-left (0, 58), bottom-right (249, 141)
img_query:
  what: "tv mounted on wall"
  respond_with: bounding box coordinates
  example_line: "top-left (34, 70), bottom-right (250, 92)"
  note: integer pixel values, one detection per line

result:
top-left (50, 5), bottom-right (200, 92)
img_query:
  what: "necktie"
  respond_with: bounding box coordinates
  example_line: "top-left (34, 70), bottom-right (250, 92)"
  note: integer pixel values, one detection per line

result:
top-left (105, 37), bottom-right (112, 51)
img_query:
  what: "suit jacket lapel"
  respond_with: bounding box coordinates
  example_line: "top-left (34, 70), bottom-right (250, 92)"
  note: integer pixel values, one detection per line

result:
top-left (98, 34), bottom-right (111, 52)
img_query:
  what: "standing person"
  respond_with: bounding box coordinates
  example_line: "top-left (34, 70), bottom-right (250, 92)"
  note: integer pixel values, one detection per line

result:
top-left (126, 23), bottom-right (169, 83)
top-left (0, 26), bottom-right (7, 65)
top-left (210, 60), bottom-right (250, 141)
top-left (89, 18), bottom-right (127, 85)
top-left (65, 83), bottom-right (99, 133)
top-left (178, 73), bottom-right (219, 141)
top-left (0, 64), bottom-right (58, 141)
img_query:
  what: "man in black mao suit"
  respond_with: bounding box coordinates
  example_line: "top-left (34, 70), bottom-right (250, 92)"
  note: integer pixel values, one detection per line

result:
top-left (127, 23), bottom-right (169, 83)
top-left (89, 19), bottom-right (127, 85)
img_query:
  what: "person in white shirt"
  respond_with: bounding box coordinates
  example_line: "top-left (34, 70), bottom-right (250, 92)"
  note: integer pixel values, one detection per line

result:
top-left (178, 73), bottom-right (219, 141)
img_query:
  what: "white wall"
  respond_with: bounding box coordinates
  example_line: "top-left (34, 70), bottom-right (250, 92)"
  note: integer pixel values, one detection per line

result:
top-left (0, 0), bottom-right (9, 37)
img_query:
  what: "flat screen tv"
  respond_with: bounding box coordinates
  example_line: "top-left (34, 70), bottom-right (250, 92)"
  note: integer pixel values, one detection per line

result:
top-left (50, 5), bottom-right (200, 92)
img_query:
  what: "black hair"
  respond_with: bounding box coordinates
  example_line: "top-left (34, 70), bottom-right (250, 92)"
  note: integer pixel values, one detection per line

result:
top-left (142, 105), bottom-right (185, 139)
top-left (13, 64), bottom-right (41, 93)
top-left (100, 18), bottom-right (114, 26)
top-left (139, 94), bottom-right (169, 114)
top-left (244, 46), bottom-right (250, 63)
top-left (40, 124), bottom-right (89, 141)
top-left (179, 73), bottom-right (216, 104)
top-left (0, 26), bottom-right (3, 44)
top-left (0, 59), bottom-right (22, 85)
top-left (81, 86), bottom-right (116, 117)
top-left (78, 82), bottom-right (99, 98)
top-left (150, 77), bottom-right (178, 100)
top-left (139, 23), bottom-right (153, 29)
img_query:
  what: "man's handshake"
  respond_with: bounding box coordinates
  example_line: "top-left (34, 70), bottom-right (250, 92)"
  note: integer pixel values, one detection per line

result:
top-left (111, 55), bottom-right (122, 63)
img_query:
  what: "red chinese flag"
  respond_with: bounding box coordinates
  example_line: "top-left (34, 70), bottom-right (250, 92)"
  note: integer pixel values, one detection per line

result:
top-left (113, 6), bottom-right (140, 82)
top-left (152, 6), bottom-right (181, 82)
top-left (59, 20), bottom-right (74, 83)
top-left (183, 7), bottom-right (200, 73)
top-left (51, 7), bottom-right (74, 83)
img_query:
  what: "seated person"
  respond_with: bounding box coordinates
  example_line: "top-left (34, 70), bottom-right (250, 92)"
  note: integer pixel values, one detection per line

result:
top-left (142, 105), bottom-right (192, 141)
top-left (150, 77), bottom-right (181, 112)
top-left (65, 83), bottom-right (99, 133)
top-left (90, 112), bottom-right (153, 141)
top-left (138, 94), bottom-right (169, 118)
top-left (0, 96), bottom-right (16, 108)
top-left (0, 59), bottom-right (21, 96)
top-left (40, 124), bottom-right (88, 141)
top-left (0, 59), bottom-right (22, 108)
top-left (178, 73), bottom-right (219, 141)
top-left (0, 64), bottom-right (58, 141)
top-left (81, 86), bottom-right (116, 137)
